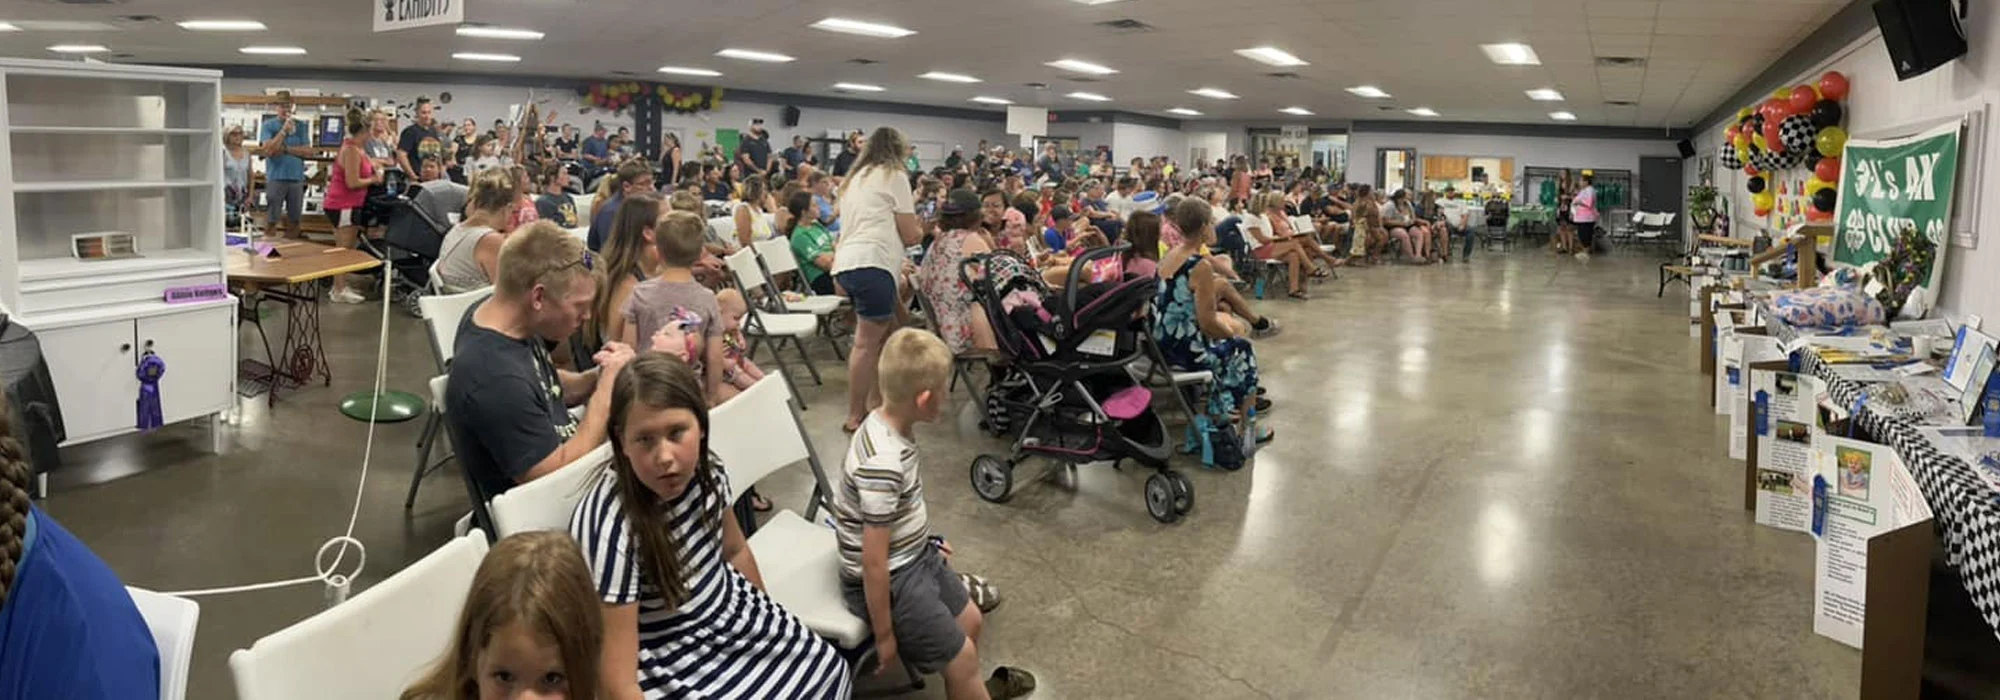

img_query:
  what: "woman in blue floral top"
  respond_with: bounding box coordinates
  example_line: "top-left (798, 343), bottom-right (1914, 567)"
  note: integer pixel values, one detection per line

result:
top-left (1156, 197), bottom-right (1270, 443)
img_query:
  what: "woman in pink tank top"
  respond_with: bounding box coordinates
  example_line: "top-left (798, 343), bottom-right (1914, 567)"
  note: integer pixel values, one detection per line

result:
top-left (323, 108), bottom-right (379, 303)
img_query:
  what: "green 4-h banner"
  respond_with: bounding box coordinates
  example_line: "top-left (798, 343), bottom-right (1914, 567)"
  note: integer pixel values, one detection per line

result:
top-left (1832, 121), bottom-right (1961, 317)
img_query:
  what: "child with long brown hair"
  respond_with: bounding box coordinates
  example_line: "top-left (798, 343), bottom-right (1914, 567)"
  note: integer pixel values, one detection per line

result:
top-left (401, 532), bottom-right (602, 700)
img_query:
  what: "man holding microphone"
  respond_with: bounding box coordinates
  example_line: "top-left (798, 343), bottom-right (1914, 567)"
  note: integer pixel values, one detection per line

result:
top-left (258, 92), bottom-right (315, 239)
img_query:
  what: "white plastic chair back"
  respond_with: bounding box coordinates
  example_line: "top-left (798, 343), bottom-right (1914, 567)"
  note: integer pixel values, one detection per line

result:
top-left (1289, 215), bottom-right (1314, 236)
top-left (490, 442), bottom-right (612, 536)
top-left (709, 373), bottom-right (808, 498)
top-left (127, 587), bottom-right (199, 700)
top-left (417, 286), bottom-right (495, 368)
top-left (571, 193), bottom-right (593, 223)
top-left (229, 534), bottom-right (491, 700)
top-left (724, 248), bottom-right (770, 293)
top-left (753, 238), bottom-right (800, 277)
top-left (1659, 212), bottom-right (1676, 226)
top-left (706, 216), bottom-right (737, 247)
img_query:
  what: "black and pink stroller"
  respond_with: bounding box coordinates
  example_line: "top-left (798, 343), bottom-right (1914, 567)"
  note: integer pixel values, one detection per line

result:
top-left (959, 246), bottom-right (1190, 523)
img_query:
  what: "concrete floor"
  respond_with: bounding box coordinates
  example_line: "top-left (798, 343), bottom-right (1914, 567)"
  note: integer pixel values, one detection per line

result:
top-left (42, 250), bottom-right (1888, 699)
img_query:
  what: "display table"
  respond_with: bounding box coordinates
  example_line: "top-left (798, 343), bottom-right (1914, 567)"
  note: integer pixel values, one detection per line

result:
top-left (227, 240), bottom-right (381, 405)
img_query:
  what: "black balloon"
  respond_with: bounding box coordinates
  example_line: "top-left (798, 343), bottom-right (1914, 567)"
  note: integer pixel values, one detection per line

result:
top-left (1805, 149), bottom-right (1824, 170)
top-left (1747, 176), bottom-right (1767, 194)
top-left (1811, 99), bottom-right (1844, 128)
top-left (1749, 113), bottom-right (1765, 132)
top-left (1812, 187), bottom-right (1838, 213)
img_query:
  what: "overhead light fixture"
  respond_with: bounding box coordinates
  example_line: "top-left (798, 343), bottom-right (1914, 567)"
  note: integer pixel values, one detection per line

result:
top-left (1279, 106), bottom-right (1314, 116)
top-left (1234, 46), bottom-right (1308, 67)
top-left (969, 96), bottom-right (1013, 105)
top-left (1525, 88), bottom-right (1564, 102)
top-left (0, 23), bottom-right (17, 32)
top-left (1066, 91), bottom-right (1112, 102)
top-left (1045, 58), bottom-right (1118, 75)
top-left (833, 82), bottom-right (885, 92)
top-left (1406, 107), bottom-right (1440, 117)
top-left (716, 48), bottom-right (795, 63)
top-left (810, 17), bottom-right (915, 38)
top-left (177, 19), bottom-right (265, 31)
top-left (48, 44), bottom-right (109, 54)
top-left (452, 52), bottom-right (521, 62)
top-left (918, 71), bottom-right (980, 83)
top-left (1549, 111), bottom-right (1578, 121)
top-left (455, 26), bottom-right (545, 40)
top-left (1189, 87), bottom-right (1239, 100)
top-left (658, 66), bottom-right (722, 77)
top-left (1166, 107), bottom-right (1203, 116)
top-left (1346, 85), bottom-right (1391, 98)
top-left (1480, 43), bottom-right (1540, 66)
top-left (240, 46), bottom-right (307, 55)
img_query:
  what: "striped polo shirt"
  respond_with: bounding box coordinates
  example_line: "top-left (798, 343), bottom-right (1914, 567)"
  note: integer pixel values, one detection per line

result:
top-left (833, 410), bottom-right (931, 580)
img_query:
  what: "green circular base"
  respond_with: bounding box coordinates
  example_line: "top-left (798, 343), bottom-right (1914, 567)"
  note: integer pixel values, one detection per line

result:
top-left (339, 390), bottom-right (426, 423)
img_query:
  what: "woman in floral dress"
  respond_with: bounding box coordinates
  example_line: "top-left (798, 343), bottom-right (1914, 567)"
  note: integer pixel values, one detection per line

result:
top-left (915, 189), bottom-right (998, 355)
top-left (1155, 197), bottom-right (1269, 443)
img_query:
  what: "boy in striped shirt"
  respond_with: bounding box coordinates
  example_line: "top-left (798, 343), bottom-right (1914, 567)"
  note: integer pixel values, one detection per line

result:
top-left (834, 329), bottom-right (1036, 699)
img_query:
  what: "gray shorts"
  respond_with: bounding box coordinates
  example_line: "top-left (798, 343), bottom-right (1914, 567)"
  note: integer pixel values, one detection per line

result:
top-left (266, 179), bottom-right (306, 224)
top-left (843, 545), bottom-right (968, 674)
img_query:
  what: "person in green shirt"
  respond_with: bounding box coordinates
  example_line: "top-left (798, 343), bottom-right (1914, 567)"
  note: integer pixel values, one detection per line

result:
top-left (784, 190), bottom-right (838, 295)
top-left (904, 145), bottom-right (922, 174)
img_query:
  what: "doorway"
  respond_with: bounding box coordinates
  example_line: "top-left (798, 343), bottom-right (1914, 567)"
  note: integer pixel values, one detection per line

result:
top-left (1377, 147), bottom-right (1415, 192)
top-left (1639, 157), bottom-right (1684, 216)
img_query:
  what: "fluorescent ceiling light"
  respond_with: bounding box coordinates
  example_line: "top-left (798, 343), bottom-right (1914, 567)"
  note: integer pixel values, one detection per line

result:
top-left (452, 52), bottom-right (521, 62)
top-left (1480, 43), bottom-right (1540, 66)
top-left (240, 46), bottom-right (307, 55)
top-left (48, 44), bottom-right (109, 54)
top-left (1549, 111), bottom-right (1578, 121)
top-left (0, 23), bottom-right (16, 32)
top-left (1346, 85), bottom-right (1391, 99)
top-left (18, 21), bottom-right (116, 31)
top-left (918, 71), bottom-right (980, 83)
top-left (658, 66), bottom-right (721, 77)
top-left (1067, 91), bottom-right (1111, 102)
top-left (969, 96), bottom-right (1013, 105)
top-left (1406, 107), bottom-right (1440, 117)
top-left (1525, 88), bottom-right (1564, 101)
top-left (1189, 87), bottom-right (1239, 100)
top-left (1279, 106), bottom-right (1314, 116)
top-left (455, 26), bottom-right (544, 40)
top-left (1166, 107), bottom-right (1203, 116)
top-left (1045, 59), bottom-right (1118, 75)
top-left (717, 48), bottom-right (795, 63)
top-left (1234, 46), bottom-right (1308, 67)
top-left (177, 19), bottom-right (265, 31)
top-left (810, 17), bottom-right (915, 38)
top-left (833, 82), bottom-right (885, 92)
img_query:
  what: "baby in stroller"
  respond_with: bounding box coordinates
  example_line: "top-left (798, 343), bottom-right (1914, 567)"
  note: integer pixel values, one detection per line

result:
top-left (960, 245), bottom-right (1194, 523)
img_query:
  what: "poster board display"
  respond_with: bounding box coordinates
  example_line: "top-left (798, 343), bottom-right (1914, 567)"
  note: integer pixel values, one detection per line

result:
top-left (1831, 121), bottom-right (1962, 319)
top-left (1729, 329), bottom-right (1784, 459)
top-left (1810, 435), bottom-right (1933, 650)
top-left (1745, 362), bottom-right (1825, 531)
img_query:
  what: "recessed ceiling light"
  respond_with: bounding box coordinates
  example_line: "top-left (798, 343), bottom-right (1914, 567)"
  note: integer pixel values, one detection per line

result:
top-left (969, 96), bottom-right (1013, 105)
top-left (455, 26), bottom-right (544, 40)
top-left (918, 71), bottom-right (980, 83)
top-left (1189, 88), bottom-right (1239, 100)
top-left (1234, 46), bottom-right (1308, 67)
top-left (1066, 91), bottom-right (1112, 102)
top-left (48, 44), bottom-right (109, 54)
top-left (810, 18), bottom-right (915, 38)
top-left (1346, 85), bottom-right (1391, 99)
top-left (239, 46), bottom-right (306, 55)
top-left (717, 48), bottom-right (795, 63)
top-left (1166, 107), bottom-right (1203, 116)
top-left (658, 66), bottom-right (721, 77)
top-left (1279, 106), bottom-right (1314, 116)
top-left (1480, 43), bottom-right (1540, 66)
top-left (1407, 107), bottom-right (1440, 117)
top-left (833, 82), bottom-right (885, 92)
top-left (452, 52), bottom-right (521, 62)
top-left (1045, 59), bottom-right (1118, 75)
top-left (177, 19), bottom-right (265, 31)
top-left (1550, 111), bottom-right (1578, 121)
top-left (1525, 88), bottom-right (1564, 101)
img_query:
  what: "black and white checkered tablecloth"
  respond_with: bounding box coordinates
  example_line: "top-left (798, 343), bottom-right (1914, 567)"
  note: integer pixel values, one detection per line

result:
top-left (1766, 315), bottom-right (2000, 642)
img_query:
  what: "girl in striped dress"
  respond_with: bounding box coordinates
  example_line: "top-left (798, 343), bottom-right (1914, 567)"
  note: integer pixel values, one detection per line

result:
top-left (571, 354), bottom-right (850, 699)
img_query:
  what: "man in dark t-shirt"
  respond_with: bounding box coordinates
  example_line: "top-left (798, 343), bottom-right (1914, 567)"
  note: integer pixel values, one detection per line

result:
top-left (738, 119), bottom-right (773, 174)
top-left (445, 224), bottom-right (633, 501)
top-left (397, 98), bottom-right (442, 175)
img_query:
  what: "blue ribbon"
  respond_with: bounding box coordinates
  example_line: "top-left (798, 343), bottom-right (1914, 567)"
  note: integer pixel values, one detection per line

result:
top-left (136, 351), bottom-right (165, 432)
top-left (1811, 475), bottom-right (1830, 537)
top-left (1754, 389), bottom-right (1770, 436)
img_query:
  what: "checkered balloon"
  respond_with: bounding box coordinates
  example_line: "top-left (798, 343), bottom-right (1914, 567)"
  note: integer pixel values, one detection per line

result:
top-left (1719, 143), bottom-right (1743, 170)
top-left (1774, 145), bottom-right (1806, 170)
top-left (1748, 150), bottom-right (1773, 172)
top-left (1779, 114), bottom-right (1818, 154)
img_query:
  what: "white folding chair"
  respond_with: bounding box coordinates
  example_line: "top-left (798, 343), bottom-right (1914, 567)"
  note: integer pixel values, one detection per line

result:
top-left (229, 534), bottom-right (491, 700)
top-left (489, 442), bottom-right (612, 537)
top-left (407, 286), bottom-right (495, 510)
top-left (750, 238), bottom-right (848, 360)
top-left (570, 193), bottom-right (593, 224)
top-left (724, 249), bottom-right (823, 394)
top-left (127, 587), bottom-right (200, 700)
top-left (706, 215), bottom-right (740, 251)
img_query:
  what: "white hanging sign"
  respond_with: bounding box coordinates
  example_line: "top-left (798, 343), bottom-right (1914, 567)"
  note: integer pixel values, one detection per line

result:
top-left (376, 0), bottom-right (463, 33)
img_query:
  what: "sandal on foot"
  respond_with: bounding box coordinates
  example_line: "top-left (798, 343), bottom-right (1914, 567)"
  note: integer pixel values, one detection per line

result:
top-left (749, 492), bottom-right (773, 512)
top-left (1255, 426), bottom-right (1276, 444)
top-left (986, 667), bottom-right (1038, 699)
top-left (1286, 290), bottom-right (1310, 301)
top-left (960, 573), bottom-right (1003, 613)
top-left (1254, 396), bottom-right (1272, 413)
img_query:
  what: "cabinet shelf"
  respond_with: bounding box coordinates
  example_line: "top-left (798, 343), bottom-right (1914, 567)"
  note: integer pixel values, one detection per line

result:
top-left (18, 248), bottom-right (219, 284)
top-left (10, 126), bottom-right (212, 136)
top-left (12, 178), bottom-right (211, 193)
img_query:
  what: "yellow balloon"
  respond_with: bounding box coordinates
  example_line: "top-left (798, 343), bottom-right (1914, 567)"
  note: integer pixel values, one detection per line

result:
top-left (1816, 125), bottom-right (1848, 157)
top-left (1752, 189), bottom-right (1776, 210)
top-left (1738, 107), bottom-right (1753, 120)
top-left (1733, 144), bottom-right (1749, 163)
top-left (1773, 87), bottom-right (1791, 100)
top-left (1807, 177), bottom-right (1832, 194)
top-left (1752, 133), bottom-right (1767, 150)
top-left (1732, 133), bottom-right (1751, 151)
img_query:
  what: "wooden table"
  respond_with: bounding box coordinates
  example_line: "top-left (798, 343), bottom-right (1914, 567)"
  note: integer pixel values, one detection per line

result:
top-left (227, 240), bottom-right (381, 405)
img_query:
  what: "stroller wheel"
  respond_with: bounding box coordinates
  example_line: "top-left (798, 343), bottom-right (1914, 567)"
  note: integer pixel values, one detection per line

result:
top-left (1165, 471), bottom-right (1193, 515)
top-left (1144, 473), bottom-right (1181, 523)
top-left (970, 455), bottom-right (1013, 503)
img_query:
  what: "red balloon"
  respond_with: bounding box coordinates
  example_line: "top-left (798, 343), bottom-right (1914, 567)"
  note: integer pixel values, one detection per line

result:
top-left (1814, 157), bottom-right (1841, 183)
top-left (1807, 208), bottom-right (1833, 222)
top-left (1725, 124), bottom-right (1740, 140)
top-left (1763, 121), bottom-right (1786, 153)
top-left (1744, 162), bottom-right (1760, 176)
top-left (1755, 207), bottom-right (1772, 218)
top-left (1819, 71), bottom-right (1850, 101)
top-left (1788, 85), bottom-right (1818, 114)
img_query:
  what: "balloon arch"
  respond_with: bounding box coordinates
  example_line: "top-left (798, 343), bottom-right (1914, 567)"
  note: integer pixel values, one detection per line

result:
top-left (1717, 70), bottom-right (1851, 221)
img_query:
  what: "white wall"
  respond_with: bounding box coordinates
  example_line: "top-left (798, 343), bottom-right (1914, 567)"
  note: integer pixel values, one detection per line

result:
top-left (1112, 122), bottom-right (1189, 164)
top-left (1045, 121), bottom-right (1114, 152)
top-left (1186, 131), bottom-right (1228, 165)
top-left (1688, 19), bottom-right (1999, 324)
top-left (1346, 130), bottom-right (1680, 189)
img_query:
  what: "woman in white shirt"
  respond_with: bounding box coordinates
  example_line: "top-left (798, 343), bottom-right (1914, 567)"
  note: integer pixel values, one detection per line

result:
top-left (732, 176), bottom-right (777, 247)
top-left (434, 168), bottom-right (517, 294)
top-left (829, 127), bottom-right (922, 432)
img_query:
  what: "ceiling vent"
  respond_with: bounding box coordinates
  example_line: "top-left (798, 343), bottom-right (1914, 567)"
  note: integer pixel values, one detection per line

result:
top-left (41, 0), bottom-right (127, 5)
top-left (113, 14), bottom-right (159, 24)
top-left (1264, 72), bottom-right (1303, 80)
top-left (1068, 77), bottom-right (1102, 84)
top-left (1376, 105), bottom-right (1398, 111)
top-left (611, 70), bottom-right (639, 76)
top-left (847, 58), bottom-right (880, 65)
top-left (1092, 18), bottom-right (1154, 33)
top-left (352, 57), bottom-right (383, 64)
top-left (1023, 82), bottom-right (1050, 90)
top-left (1605, 100), bottom-right (1638, 107)
top-left (1596, 56), bottom-right (1646, 68)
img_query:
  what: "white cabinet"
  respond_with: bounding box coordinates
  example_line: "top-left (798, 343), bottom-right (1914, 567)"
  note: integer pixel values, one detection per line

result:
top-left (33, 304), bottom-right (234, 444)
top-left (37, 320), bottom-right (140, 442)
top-left (140, 306), bottom-right (233, 425)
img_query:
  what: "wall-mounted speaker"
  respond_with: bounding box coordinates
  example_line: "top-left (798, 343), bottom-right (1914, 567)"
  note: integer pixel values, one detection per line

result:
top-left (1676, 139), bottom-right (1696, 158)
top-left (782, 105), bottom-right (801, 127)
top-left (1873, 0), bottom-right (1967, 81)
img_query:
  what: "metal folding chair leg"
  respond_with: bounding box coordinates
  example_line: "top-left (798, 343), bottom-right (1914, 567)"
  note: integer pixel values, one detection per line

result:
top-left (406, 413), bottom-right (441, 509)
top-left (788, 336), bottom-right (822, 385)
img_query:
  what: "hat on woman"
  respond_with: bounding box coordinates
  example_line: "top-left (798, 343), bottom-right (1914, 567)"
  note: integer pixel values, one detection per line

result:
top-left (940, 188), bottom-right (982, 216)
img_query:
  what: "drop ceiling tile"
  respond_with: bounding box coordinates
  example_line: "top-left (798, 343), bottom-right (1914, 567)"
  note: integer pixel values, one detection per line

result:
top-left (1585, 0), bottom-right (1661, 19)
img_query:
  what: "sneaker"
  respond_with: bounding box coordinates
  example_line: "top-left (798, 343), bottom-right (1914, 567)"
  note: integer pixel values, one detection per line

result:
top-left (329, 288), bottom-right (367, 304)
top-left (1574, 251), bottom-right (1591, 260)
top-left (1251, 317), bottom-right (1282, 339)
